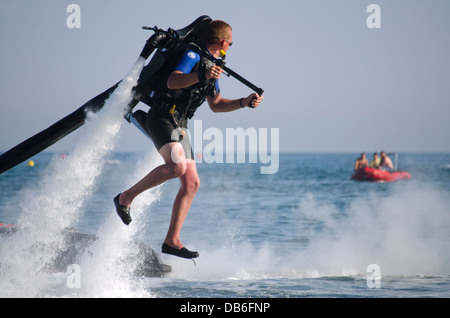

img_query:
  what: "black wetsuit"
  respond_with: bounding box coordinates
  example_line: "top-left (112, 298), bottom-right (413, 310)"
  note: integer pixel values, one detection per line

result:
top-left (145, 49), bottom-right (219, 159)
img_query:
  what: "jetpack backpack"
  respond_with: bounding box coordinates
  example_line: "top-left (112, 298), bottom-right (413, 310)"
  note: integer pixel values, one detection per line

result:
top-left (126, 15), bottom-right (214, 139)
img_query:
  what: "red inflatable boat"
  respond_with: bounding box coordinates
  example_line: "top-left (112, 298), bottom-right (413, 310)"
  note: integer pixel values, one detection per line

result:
top-left (351, 167), bottom-right (412, 182)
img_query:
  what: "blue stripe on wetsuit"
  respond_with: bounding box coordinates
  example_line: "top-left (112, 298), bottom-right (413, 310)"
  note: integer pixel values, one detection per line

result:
top-left (174, 50), bottom-right (220, 93)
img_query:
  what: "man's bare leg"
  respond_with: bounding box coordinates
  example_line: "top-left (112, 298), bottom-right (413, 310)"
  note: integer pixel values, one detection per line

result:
top-left (164, 159), bottom-right (200, 249)
top-left (118, 142), bottom-right (187, 207)
top-left (116, 142), bottom-right (200, 257)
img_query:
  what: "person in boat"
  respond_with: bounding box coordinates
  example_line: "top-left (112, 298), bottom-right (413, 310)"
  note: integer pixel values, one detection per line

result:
top-left (113, 20), bottom-right (264, 259)
top-left (379, 151), bottom-right (394, 170)
top-left (354, 152), bottom-right (369, 170)
top-left (370, 152), bottom-right (380, 169)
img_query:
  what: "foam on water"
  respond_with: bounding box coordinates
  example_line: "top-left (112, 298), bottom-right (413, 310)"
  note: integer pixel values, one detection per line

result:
top-left (0, 57), bottom-right (153, 297)
top-left (159, 182), bottom-right (450, 284)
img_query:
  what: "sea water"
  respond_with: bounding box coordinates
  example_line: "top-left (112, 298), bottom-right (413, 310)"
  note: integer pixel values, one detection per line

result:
top-left (1, 150), bottom-right (449, 298)
top-left (0, 59), bottom-right (449, 297)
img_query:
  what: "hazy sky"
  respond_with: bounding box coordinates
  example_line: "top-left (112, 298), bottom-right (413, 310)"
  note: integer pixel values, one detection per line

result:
top-left (1, 0), bottom-right (449, 153)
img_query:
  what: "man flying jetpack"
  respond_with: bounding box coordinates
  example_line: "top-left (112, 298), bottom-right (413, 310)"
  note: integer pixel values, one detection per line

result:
top-left (0, 15), bottom-right (263, 175)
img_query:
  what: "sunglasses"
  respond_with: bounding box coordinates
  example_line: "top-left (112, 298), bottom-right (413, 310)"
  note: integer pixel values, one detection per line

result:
top-left (224, 39), bottom-right (233, 46)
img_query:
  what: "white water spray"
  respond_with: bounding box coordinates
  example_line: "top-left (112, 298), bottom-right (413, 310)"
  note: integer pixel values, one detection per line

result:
top-left (0, 57), bottom-right (147, 297)
top-left (290, 184), bottom-right (450, 277)
top-left (77, 151), bottom-right (164, 297)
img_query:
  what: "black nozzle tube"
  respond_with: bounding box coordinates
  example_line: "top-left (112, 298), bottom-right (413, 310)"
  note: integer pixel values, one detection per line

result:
top-left (140, 41), bottom-right (156, 59)
top-left (139, 31), bottom-right (169, 59)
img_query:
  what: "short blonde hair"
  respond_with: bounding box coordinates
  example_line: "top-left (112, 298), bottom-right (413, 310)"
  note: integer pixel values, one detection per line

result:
top-left (204, 20), bottom-right (232, 45)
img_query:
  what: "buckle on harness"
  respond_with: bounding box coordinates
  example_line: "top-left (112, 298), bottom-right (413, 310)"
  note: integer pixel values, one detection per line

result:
top-left (169, 104), bottom-right (176, 116)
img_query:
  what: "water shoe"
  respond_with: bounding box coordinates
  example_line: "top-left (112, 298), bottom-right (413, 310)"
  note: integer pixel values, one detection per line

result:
top-left (161, 243), bottom-right (199, 259)
top-left (113, 193), bottom-right (132, 225)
